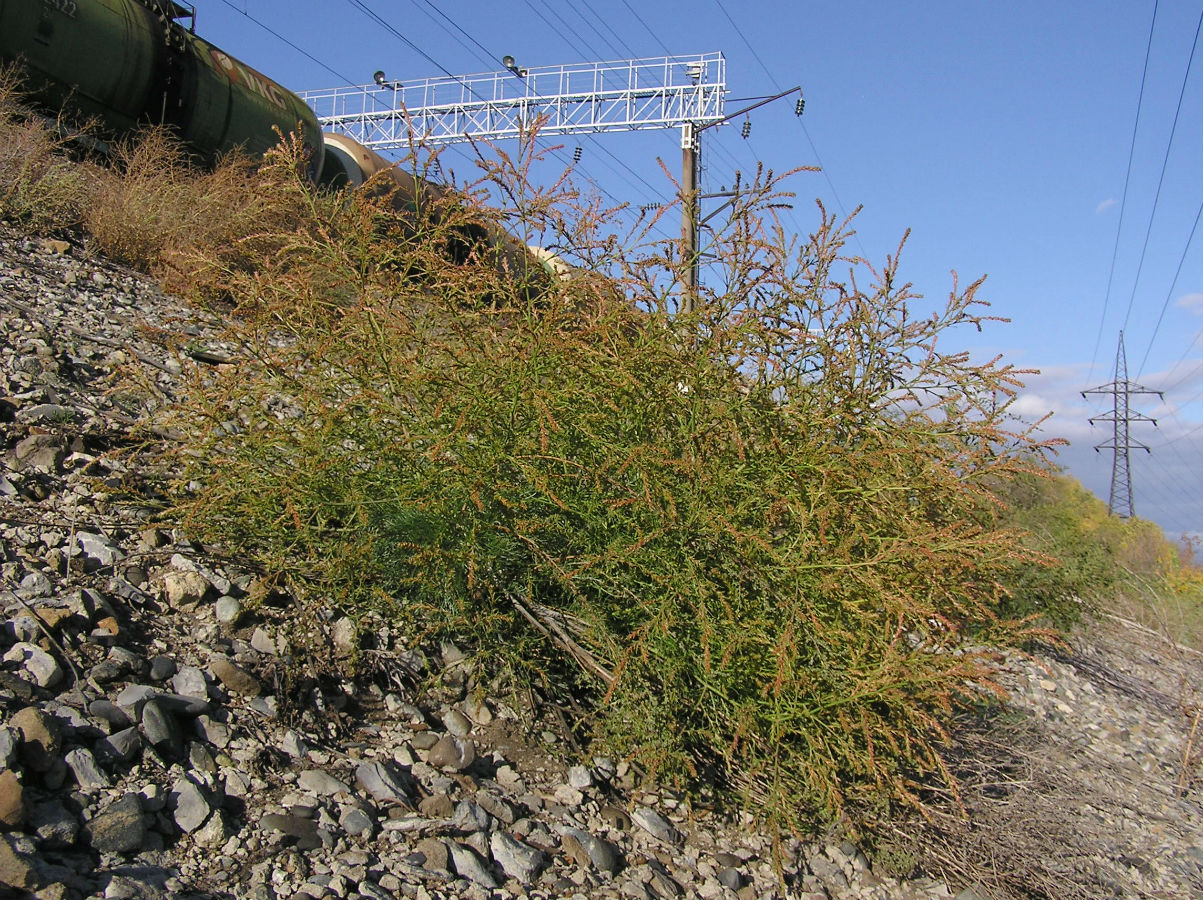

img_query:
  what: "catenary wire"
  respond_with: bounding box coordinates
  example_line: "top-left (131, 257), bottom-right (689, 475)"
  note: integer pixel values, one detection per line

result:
top-left (619, 0), bottom-right (672, 56)
top-left (408, 0), bottom-right (496, 70)
top-left (1159, 341), bottom-right (1202, 395)
top-left (215, 0), bottom-right (358, 87)
top-left (552, 0), bottom-right (627, 60)
top-left (575, 1), bottom-right (642, 61)
top-left (522, 0), bottom-right (606, 61)
top-left (386, 2), bottom-right (676, 238)
top-left (708, 0), bottom-right (862, 256)
top-left (344, 0), bottom-right (663, 226)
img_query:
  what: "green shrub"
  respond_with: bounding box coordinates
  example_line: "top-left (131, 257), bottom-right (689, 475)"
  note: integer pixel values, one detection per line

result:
top-left (166, 139), bottom-right (1056, 833)
top-left (988, 464), bottom-right (1199, 634)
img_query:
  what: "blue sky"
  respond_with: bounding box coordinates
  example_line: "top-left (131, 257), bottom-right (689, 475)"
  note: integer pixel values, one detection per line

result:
top-left (198, 0), bottom-right (1202, 539)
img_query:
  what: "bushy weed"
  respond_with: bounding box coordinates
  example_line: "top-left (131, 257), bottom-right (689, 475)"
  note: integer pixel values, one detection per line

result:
top-left (0, 65), bottom-right (97, 232)
top-left (164, 138), bottom-right (1064, 832)
top-left (84, 128), bottom-right (271, 275)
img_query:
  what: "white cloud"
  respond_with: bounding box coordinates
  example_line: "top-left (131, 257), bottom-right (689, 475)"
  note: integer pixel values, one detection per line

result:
top-left (1174, 292), bottom-right (1202, 315)
top-left (1140, 357), bottom-right (1202, 401)
top-left (1095, 198), bottom-right (1117, 214)
top-left (999, 354), bottom-right (1202, 538)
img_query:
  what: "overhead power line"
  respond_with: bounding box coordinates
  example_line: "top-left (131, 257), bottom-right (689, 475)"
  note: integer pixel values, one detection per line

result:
top-left (215, 0), bottom-right (357, 86)
top-left (1137, 197), bottom-right (1203, 379)
top-left (1090, 0), bottom-right (1161, 382)
top-left (619, 0), bottom-right (672, 56)
top-left (709, 0), bottom-right (858, 249)
top-left (335, 0), bottom-right (667, 233)
top-left (1121, 4), bottom-right (1203, 337)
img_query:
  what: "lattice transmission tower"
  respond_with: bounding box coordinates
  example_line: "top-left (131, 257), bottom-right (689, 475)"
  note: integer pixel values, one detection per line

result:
top-left (1081, 332), bottom-right (1164, 519)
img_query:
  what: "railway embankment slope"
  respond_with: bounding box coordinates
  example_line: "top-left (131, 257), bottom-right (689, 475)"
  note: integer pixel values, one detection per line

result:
top-left (1, 226), bottom-right (1201, 900)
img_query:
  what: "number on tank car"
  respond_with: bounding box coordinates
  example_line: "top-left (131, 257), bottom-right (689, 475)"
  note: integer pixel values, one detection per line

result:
top-left (41, 0), bottom-right (79, 18)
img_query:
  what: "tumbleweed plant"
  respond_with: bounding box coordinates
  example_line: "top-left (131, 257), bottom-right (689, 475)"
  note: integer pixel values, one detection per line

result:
top-left (0, 64), bottom-right (98, 232)
top-left (166, 134), bottom-right (1059, 835)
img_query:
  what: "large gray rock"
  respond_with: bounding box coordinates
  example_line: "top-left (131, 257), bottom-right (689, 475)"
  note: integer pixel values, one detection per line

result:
top-left (171, 665), bottom-right (210, 701)
top-left (15, 402), bottom-right (76, 424)
top-left (82, 793), bottom-right (146, 854)
top-left (338, 806), bottom-right (376, 839)
top-left (29, 799), bottom-right (79, 848)
top-left (426, 734), bottom-right (476, 773)
top-left (214, 595), bottom-right (243, 625)
top-left (631, 806), bottom-right (683, 845)
top-left (141, 700), bottom-right (184, 759)
top-left (76, 531), bottom-right (124, 570)
top-left (65, 747), bottom-right (109, 790)
top-left (562, 827), bottom-right (624, 875)
top-left (98, 726), bottom-right (143, 764)
top-left (3, 642), bottom-right (63, 689)
top-left (490, 831), bottom-right (550, 883)
top-left (447, 841), bottom-right (498, 888)
top-left (453, 800), bottom-right (492, 835)
top-left (170, 777), bottom-right (213, 834)
top-left (115, 684), bottom-right (210, 719)
top-left (88, 698), bottom-right (133, 730)
top-left (11, 433), bottom-right (64, 473)
top-left (16, 571), bottom-right (52, 598)
top-left (354, 760), bottom-right (413, 807)
top-left (298, 769), bottom-right (352, 797)
top-left (442, 708), bottom-right (471, 736)
top-left (474, 791), bottom-right (519, 826)
top-left (261, 813), bottom-right (322, 851)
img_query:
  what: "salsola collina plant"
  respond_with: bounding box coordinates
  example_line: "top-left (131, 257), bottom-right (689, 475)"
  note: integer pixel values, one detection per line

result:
top-left (165, 134), bottom-right (1057, 834)
top-left (0, 64), bottom-right (98, 232)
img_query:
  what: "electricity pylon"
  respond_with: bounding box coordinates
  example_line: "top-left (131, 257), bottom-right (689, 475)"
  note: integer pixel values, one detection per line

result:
top-left (1081, 331), bottom-right (1163, 519)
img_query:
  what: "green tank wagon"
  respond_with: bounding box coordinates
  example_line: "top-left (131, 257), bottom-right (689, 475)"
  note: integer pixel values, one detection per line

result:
top-left (0, 0), bottom-right (323, 174)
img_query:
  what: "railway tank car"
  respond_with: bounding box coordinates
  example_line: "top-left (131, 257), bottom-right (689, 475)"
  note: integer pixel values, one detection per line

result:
top-left (0, 0), bottom-right (325, 177)
top-left (0, 0), bottom-right (551, 281)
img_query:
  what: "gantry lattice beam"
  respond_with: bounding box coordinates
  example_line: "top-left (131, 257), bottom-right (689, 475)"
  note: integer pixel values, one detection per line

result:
top-left (300, 53), bottom-right (726, 149)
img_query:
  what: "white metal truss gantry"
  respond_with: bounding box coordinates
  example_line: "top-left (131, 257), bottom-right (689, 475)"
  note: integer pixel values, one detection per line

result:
top-left (300, 53), bottom-right (727, 149)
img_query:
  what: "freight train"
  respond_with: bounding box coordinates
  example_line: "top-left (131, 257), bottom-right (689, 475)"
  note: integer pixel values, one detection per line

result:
top-left (0, 0), bottom-right (546, 276)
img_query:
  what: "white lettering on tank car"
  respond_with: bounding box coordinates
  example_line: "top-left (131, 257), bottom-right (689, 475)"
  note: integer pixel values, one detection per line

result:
top-left (208, 48), bottom-right (288, 110)
top-left (41, 0), bottom-right (79, 18)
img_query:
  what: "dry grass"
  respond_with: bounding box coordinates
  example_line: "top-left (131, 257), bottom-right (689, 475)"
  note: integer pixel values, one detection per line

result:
top-left (83, 128), bottom-right (274, 277)
top-left (896, 619), bottom-right (1203, 900)
top-left (0, 65), bottom-right (98, 232)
